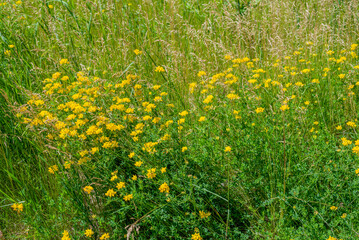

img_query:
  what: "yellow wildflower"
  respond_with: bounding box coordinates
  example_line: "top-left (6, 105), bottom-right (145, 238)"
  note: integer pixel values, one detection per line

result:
top-left (64, 161), bottom-right (72, 169)
top-left (351, 44), bottom-right (358, 51)
top-left (91, 147), bottom-right (99, 154)
top-left (199, 210), bottom-right (211, 219)
top-left (110, 175), bottom-right (118, 181)
top-left (60, 59), bottom-right (69, 65)
top-left (123, 194), bottom-right (133, 201)
top-left (341, 137), bottom-right (352, 146)
top-left (191, 232), bottom-right (202, 240)
top-left (11, 203), bottom-right (23, 213)
top-left (100, 233), bottom-right (109, 240)
top-left (227, 93), bottom-right (239, 100)
top-left (84, 229), bottom-right (94, 237)
top-left (330, 206), bottom-right (338, 211)
top-left (146, 168), bottom-right (156, 179)
top-left (48, 165), bottom-right (58, 174)
top-left (105, 189), bottom-right (116, 197)
top-left (255, 107), bottom-right (264, 113)
top-left (203, 95), bottom-right (213, 104)
top-left (347, 121), bottom-right (356, 128)
top-left (135, 161), bottom-right (143, 167)
top-left (155, 66), bottom-right (165, 72)
top-left (159, 182), bottom-right (170, 193)
top-left (197, 71), bottom-right (206, 77)
top-left (83, 186), bottom-right (94, 194)
top-left (280, 105), bottom-right (289, 111)
top-left (198, 116), bottom-right (206, 122)
top-left (116, 182), bottom-right (125, 190)
top-left (352, 146), bottom-right (359, 154)
top-left (179, 110), bottom-right (189, 116)
top-left (134, 49), bottom-right (143, 55)
top-left (62, 230), bottom-right (71, 240)
top-left (178, 118), bottom-right (185, 124)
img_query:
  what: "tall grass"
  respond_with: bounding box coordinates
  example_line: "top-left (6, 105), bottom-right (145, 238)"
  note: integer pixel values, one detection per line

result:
top-left (1, 0), bottom-right (359, 239)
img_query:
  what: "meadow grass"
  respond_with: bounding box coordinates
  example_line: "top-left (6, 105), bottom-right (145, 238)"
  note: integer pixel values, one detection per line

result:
top-left (1, 0), bottom-right (359, 239)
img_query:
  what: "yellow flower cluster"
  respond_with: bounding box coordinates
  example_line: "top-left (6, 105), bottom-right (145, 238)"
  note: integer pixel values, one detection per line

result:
top-left (17, 42), bottom-right (359, 238)
top-left (159, 182), bottom-right (170, 193)
top-left (61, 230), bottom-right (71, 240)
top-left (11, 203), bottom-right (23, 213)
